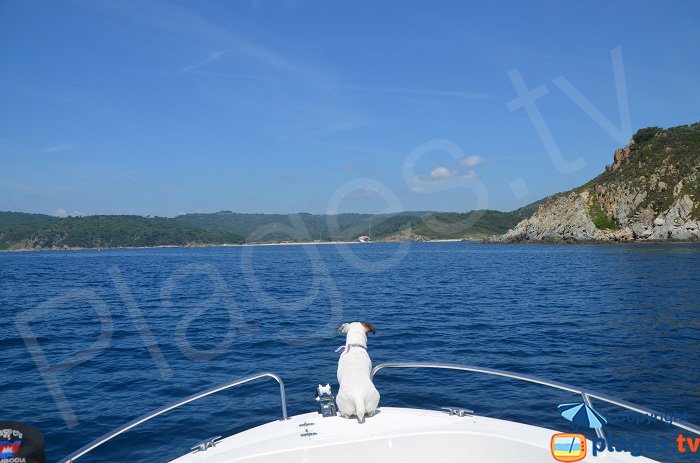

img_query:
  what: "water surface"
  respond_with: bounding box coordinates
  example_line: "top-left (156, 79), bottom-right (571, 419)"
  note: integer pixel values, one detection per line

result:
top-left (1, 242), bottom-right (698, 462)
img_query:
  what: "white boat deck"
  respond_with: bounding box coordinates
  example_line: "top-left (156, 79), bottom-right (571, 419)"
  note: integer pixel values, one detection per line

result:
top-left (170, 407), bottom-right (654, 463)
top-left (60, 367), bottom-right (693, 463)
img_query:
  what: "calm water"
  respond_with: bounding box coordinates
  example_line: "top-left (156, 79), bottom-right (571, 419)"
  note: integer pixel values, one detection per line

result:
top-left (1, 242), bottom-right (699, 462)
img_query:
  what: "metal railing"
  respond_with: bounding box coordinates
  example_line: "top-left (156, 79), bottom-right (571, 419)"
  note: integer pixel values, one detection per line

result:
top-left (59, 363), bottom-right (699, 462)
top-left (371, 362), bottom-right (700, 439)
top-left (58, 372), bottom-right (288, 463)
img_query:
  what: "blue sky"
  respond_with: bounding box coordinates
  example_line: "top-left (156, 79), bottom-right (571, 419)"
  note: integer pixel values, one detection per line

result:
top-left (1, 0), bottom-right (698, 217)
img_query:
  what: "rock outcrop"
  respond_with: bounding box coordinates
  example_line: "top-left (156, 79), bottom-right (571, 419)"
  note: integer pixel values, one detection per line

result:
top-left (497, 123), bottom-right (700, 243)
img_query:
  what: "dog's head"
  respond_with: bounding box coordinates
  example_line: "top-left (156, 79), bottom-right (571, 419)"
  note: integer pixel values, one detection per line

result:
top-left (338, 322), bottom-right (376, 343)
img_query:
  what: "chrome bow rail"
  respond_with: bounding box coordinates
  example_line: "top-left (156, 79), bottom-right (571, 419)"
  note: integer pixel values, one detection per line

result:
top-left (59, 372), bottom-right (288, 463)
top-left (371, 362), bottom-right (700, 439)
top-left (59, 363), bottom-right (698, 462)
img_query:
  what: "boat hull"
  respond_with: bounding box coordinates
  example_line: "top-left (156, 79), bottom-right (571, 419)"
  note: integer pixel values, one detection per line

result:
top-left (169, 407), bottom-right (657, 462)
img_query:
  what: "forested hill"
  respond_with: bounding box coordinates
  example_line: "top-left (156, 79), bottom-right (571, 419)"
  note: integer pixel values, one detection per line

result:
top-left (0, 207), bottom-right (533, 251)
top-left (0, 214), bottom-right (245, 250)
top-left (173, 210), bottom-right (526, 243)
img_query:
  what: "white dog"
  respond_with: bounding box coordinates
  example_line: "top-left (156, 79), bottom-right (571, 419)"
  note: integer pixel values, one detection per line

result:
top-left (336, 322), bottom-right (380, 423)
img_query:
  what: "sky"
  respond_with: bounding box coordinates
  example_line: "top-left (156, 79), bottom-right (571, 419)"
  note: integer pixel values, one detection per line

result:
top-left (1, 0), bottom-right (699, 217)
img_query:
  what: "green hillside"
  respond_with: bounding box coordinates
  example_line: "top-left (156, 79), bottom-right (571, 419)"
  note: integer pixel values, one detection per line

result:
top-left (174, 210), bottom-right (526, 242)
top-left (590, 122), bottom-right (700, 219)
top-left (0, 206), bottom-right (535, 250)
top-left (0, 211), bottom-right (56, 227)
top-left (0, 215), bottom-right (244, 250)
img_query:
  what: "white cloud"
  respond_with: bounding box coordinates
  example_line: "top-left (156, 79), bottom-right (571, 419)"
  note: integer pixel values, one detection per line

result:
top-left (410, 162), bottom-right (480, 193)
top-left (412, 166), bottom-right (458, 187)
top-left (429, 166), bottom-right (457, 181)
top-left (460, 155), bottom-right (485, 167)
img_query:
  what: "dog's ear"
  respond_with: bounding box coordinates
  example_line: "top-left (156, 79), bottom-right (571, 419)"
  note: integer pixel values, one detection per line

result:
top-left (338, 323), bottom-right (350, 334)
top-left (361, 322), bottom-right (376, 335)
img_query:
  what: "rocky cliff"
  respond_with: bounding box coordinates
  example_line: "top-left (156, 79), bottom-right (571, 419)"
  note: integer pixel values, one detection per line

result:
top-left (498, 123), bottom-right (700, 242)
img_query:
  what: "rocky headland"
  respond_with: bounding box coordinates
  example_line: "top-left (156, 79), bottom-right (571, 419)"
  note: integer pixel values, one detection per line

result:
top-left (497, 123), bottom-right (700, 243)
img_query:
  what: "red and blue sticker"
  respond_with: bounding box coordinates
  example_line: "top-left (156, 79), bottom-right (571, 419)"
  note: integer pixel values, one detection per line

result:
top-left (0, 439), bottom-right (22, 458)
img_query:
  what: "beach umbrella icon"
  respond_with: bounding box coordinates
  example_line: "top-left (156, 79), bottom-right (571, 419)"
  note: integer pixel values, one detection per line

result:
top-left (558, 402), bottom-right (607, 429)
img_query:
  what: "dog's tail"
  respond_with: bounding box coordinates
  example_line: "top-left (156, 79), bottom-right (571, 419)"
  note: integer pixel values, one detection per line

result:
top-left (355, 395), bottom-right (366, 424)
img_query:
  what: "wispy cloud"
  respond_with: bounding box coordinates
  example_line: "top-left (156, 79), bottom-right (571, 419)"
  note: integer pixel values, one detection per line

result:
top-left (334, 83), bottom-right (499, 100)
top-left (180, 50), bottom-right (227, 73)
top-left (97, 1), bottom-right (371, 138)
top-left (463, 170), bottom-right (478, 181)
top-left (54, 0), bottom-right (335, 95)
top-left (391, 88), bottom-right (498, 99)
top-left (37, 144), bottom-right (76, 154)
top-left (94, 0), bottom-right (320, 80)
top-left (460, 155), bottom-right (485, 167)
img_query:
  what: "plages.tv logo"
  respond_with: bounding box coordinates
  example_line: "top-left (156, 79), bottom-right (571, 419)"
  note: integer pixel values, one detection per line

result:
top-left (550, 401), bottom-right (605, 461)
top-left (551, 433), bottom-right (586, 462)
top-left (550, 402), bottom-right (699, 459)
top-left (677, 434), bottom-right (700, 454)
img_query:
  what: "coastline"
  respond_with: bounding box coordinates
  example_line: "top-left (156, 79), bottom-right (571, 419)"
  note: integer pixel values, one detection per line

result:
top-left (487, 237), bottom-right (700, 245)
top-left (0, 238), bottom-right (472, 253)
top-left (3, 237), bottom-right (699, 253)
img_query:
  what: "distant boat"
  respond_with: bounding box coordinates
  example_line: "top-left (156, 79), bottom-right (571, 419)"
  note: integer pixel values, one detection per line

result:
top-left (358, 218), bottom-right (373, 243)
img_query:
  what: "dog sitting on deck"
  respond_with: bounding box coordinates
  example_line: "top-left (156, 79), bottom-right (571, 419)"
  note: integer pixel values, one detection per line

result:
top-left (336, 322), bottom-right (380, 423)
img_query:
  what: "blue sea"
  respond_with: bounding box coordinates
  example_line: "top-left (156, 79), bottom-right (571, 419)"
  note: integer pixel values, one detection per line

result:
top-left (1, 242), bottom-right (699, 462)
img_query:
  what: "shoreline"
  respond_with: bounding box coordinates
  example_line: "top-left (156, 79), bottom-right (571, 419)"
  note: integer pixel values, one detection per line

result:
top-left (0, 238), bottom-right (472, 253)
top-left (488, 238), bottom-right (700, 245)
top-left (2, 238), bottom-right (700, 254)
